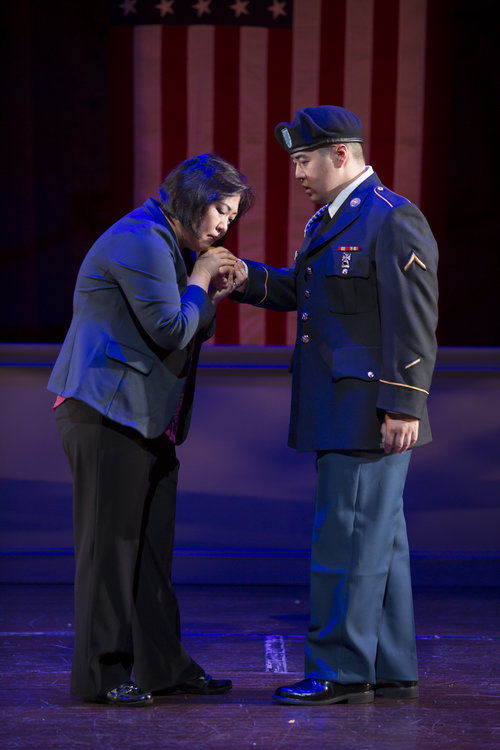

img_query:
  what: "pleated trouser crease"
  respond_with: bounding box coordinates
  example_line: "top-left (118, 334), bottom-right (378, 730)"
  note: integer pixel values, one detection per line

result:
top-left (306, 449), bottom-right (418, 685)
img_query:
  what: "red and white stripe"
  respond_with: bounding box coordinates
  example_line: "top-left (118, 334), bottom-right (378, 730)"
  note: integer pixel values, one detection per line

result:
top-left (110, 0), bottom-right (430, 345)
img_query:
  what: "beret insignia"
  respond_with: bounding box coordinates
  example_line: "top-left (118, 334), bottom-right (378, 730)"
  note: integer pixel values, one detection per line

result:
top-left (281, 127), bottom-right (292, 149)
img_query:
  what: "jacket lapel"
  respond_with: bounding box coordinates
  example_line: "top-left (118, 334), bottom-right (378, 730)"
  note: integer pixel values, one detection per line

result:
top-left (295, 173), bottom-right (381, 263)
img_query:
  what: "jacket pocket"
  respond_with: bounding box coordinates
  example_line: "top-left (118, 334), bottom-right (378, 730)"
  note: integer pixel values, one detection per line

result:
top-left (325, 248), bottom-right (370, 278)
top-left (324, 249), bottom-right (377, 314)
top-left (105, 340), bottom-right (155, 375)
top-left (332, 346), bottom-right (381, 382)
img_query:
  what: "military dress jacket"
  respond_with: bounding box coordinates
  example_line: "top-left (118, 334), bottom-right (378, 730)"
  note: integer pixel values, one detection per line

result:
top-left (238, 172), bottom-right (439, 452)
top-left (48, 198), bottom-right (216, 441)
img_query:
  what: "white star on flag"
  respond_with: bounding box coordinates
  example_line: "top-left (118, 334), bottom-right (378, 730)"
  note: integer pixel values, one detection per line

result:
top-left (119, 0), bottom-right (137, 16)
top-left (230, 0), bottom-right (249, 18)
top-left (193, 0), bottom-right (212, 17)
top-left (267, 0), bottom-right (287, 21)
top-left (155, 0), bottom-right (175, 17)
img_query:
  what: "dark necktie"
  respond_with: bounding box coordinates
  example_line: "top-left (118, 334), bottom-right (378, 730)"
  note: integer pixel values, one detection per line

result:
top-left (303, 203), bottom-right (330, 236)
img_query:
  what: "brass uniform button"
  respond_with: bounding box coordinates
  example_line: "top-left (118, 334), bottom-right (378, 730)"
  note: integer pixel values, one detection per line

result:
top-left (301, 312), bottom-right (309, 321)
top-left (301, 335), bottom-right (310, 344)
top-left (304, 290), bottom-right (311, 298)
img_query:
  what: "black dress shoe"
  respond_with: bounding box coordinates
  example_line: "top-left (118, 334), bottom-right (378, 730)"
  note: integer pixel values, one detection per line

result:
top-left (272, 678), bottom-right (374, 705)
top-left (375, 680), bottom-right (419, 699)
top-left (97, 680), bottom-right (153, 707)
top-left (156, 672), bottom-right (232, 695)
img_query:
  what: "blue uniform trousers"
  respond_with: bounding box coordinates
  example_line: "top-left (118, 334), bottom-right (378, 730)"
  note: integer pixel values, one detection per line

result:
top-left (305, 449), bottom-right (418, 685)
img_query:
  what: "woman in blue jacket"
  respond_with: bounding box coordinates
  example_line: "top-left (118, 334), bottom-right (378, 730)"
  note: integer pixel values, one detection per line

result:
top-left (48, 153), bottom-right (253, 706)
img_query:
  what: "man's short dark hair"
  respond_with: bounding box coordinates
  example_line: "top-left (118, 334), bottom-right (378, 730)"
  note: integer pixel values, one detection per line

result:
top-left (347, 142), bottom-right (365, 163)
top-left (318, 142), bottom-right (365, 164)
top-left (159, 153), bottom-right (254, 237)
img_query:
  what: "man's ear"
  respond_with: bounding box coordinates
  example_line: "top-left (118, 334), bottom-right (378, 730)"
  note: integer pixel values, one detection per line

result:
top-left (333, 143), bottom-right (348, 166)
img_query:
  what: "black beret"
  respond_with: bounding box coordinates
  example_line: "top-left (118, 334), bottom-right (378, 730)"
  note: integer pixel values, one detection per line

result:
top-left (275, 105), bottom-right (363, 154)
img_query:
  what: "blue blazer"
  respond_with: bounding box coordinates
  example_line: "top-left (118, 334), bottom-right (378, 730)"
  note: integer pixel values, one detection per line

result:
top-left (48, 198), bottom-right (216, 440)
top-left (238, 172), bottom-right (439, 452)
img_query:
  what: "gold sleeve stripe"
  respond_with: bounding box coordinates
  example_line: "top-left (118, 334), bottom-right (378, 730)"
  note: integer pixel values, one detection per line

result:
top-left (379, 379), bottom-right (429, 395)
top-left (404, 251), bottom-right (427, 272)
top-left (256, 266), bottom-right (269, 305)
top-left (404, 358), bottom-right (421, 369)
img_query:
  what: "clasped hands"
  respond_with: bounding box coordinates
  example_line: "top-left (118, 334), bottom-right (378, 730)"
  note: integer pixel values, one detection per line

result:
top-left (192, 246), bottom-right (247, 304)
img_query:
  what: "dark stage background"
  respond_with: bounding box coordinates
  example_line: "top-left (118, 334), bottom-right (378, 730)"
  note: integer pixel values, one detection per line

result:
top-left (0, 1), bottom-right (499, 586)
top-left (1, 0), bottom-right (498, 346)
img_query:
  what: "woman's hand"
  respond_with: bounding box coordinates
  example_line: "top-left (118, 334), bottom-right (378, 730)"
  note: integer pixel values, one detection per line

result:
top-left (189, 246), bottom-right (237, 292)
top-left (208, 259), bottom-right (248, 305)
top-left (209, 268), bottom-right (234, 305)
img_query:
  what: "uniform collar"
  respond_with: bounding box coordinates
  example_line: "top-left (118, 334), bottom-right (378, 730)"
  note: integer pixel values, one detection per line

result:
top-left (327, 166), bottom-right (374, 220)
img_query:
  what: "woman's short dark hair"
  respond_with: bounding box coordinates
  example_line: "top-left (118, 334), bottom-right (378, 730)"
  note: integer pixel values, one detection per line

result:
top-left (159, 153), bottom-right (254, 237)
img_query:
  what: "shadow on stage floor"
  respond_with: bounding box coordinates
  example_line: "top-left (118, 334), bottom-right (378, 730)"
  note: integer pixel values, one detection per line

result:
top-left (0, 584), bottom-right (499, 749)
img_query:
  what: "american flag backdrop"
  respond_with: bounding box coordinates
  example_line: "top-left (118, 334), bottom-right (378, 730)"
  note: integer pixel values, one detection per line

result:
top-left (0, 0), bottom-right (452, 345)
top-left (109, 1), bottom-right (444, 344)
top-left (5, 0), bottom-right (497, 346)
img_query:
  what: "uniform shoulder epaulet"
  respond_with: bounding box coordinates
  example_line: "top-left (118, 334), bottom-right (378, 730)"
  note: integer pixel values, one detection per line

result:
top-left (372, 185), bottom-right (411, 210)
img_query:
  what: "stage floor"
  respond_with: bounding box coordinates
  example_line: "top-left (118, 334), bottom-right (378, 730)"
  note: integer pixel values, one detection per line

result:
top-left (0, 584), bottom-right (499, 749)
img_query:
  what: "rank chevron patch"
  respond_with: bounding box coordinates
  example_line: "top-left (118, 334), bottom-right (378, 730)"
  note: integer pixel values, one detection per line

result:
top-left (404, 251), bottom-right (427, 272)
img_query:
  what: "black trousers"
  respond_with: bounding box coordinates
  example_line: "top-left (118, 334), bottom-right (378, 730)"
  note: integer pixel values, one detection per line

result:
top-left (55, 398), bottom-right (202, 699)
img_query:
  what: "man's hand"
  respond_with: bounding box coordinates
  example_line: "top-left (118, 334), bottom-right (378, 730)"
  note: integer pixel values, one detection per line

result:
top-left (232, 260), bottom-right (248, 293)
top-left (381, 412), bottom-right (419, 454)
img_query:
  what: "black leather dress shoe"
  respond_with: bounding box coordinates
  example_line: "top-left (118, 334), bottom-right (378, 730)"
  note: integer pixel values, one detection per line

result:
top-left (375, 680), bottom-right (419, 699)
top-left (97, 681), bottom-right (153, 707)
top-left (156, 673), bottom-right (232, 695)
top-left (272, 678), bottom-right (374, 705)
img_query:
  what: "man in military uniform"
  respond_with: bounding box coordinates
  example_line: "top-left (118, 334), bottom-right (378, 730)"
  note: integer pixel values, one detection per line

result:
top-left (233, 105), bottom-right (439, 705)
